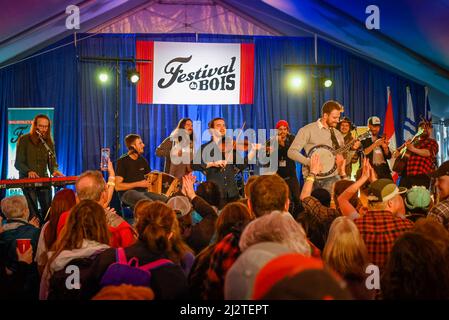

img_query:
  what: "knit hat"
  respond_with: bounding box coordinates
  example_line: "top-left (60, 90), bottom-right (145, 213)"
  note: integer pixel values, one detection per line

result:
top-left (275, 120), bottom-right (289, 129)
top-left (252, 253), bottom-right (324, 299)
top-left (261, 269), bottom-right (352, 300)
top-left (405, 186), bottom-right (431, 210)
top-left (167, 196), bottom-right (192, 217)
top-left (224, 242), bottom-right (294, 300)
top-left (367, 179), bottom-right (406, 202)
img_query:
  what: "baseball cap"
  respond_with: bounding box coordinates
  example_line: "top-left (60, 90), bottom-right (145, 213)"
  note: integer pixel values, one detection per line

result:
top-left (224, 242), bottom-right (294, 300)
top-left (367, 179), bottom-right (407, 202)
top-left (405, 186), bottom-right (431, 211)
top-left (429, 160), bottom-right (449, 178)
top-left (367, 116), bottom-right (381, 126)
top-left (166, 196), bottom-right (192, 217)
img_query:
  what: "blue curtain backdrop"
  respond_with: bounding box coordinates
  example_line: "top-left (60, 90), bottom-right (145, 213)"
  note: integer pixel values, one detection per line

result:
top-left (0, 33), bottom-right (427, 183)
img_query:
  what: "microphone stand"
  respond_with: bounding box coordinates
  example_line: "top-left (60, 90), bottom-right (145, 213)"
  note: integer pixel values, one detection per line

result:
top-left (36, 131), bottom-right (56, 178)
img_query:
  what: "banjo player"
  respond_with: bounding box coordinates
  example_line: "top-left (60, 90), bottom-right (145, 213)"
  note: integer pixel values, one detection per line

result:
top-left (288, 100), bottom-right (361, 193)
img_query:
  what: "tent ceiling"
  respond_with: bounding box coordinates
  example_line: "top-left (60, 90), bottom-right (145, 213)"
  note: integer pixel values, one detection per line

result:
top-left (0, 0), bottom-right (448, 117)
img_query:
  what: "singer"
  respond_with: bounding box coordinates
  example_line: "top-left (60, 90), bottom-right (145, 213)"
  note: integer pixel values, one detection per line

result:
top-left (14, 114), bottom-right (63, 222)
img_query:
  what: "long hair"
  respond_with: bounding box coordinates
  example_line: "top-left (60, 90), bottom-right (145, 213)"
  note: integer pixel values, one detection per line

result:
top-left (30, 114), bottom-right (54, 145)
top-left (323, 216), bottom-right (369, 279)
top-left (134, 201), bottom-right (192, 264)
top-left (215, 202), bottom-right (255, 242)
top-left (381, 232), bottom-right (449, 299)
top-left (171, 118), bottom-right (194, 143)
top-left (47, 200), bottom-right (110, 269)
top-left (44, 189), bottom-right (76, 250)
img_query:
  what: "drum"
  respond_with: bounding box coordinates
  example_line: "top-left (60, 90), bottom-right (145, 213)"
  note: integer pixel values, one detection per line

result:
top-left (145, 172), bottom-right (180, 197)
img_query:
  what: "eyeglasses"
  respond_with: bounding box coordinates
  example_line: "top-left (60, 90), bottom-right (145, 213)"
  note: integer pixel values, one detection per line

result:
top-left (37, 125), bottom-right (49, 128)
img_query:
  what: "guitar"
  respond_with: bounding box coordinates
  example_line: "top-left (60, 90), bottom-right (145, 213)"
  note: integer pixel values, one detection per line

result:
top-left (306, 131), bottom-right (371, 178)
top-left (392, 127), bottom-right (425, 173)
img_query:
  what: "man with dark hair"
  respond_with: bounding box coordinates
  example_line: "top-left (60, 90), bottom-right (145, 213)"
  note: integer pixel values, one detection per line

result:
top-left (248, 174), bottom-right (289, 217)
top-left (428, 161), bottom-right (449, 231)
top-left (288, 100), bottom-right (358, 193)
top-left (192, 118), bottom-right (247, 205)
top-left (15, 114), bottom-right (63, 222)
top-left (396, 120), bottom-right (438, 189)
top-left (337, 117), bottom-right (360, 177)
top-left (115, 134), bottom-right (167, 208)
top-left (361, 116), bottom-right (393, 180)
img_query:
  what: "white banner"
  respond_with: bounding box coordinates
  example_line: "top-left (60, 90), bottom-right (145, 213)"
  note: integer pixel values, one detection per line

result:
top-left (136, 41), bottom-right (254, 105)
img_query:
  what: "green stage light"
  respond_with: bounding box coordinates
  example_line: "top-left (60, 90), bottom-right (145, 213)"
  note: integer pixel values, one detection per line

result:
top-left (127, 69), bottom-right (140, 84)
top-left (98, 72), bottom-right (109, 83)
top-left (324, 79), bottom-right (333, 88)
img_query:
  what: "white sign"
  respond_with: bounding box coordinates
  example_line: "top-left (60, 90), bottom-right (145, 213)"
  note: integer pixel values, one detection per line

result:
top-left (136, 41), bottom-right (254, 105)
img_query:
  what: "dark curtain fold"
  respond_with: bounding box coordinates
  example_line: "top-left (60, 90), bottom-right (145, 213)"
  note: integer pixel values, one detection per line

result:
top-left (0, 33), bottom-right (426, 183)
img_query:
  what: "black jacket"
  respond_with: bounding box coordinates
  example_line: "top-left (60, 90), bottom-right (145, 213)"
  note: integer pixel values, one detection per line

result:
top-left (192, 140), bottom-right (247, 201)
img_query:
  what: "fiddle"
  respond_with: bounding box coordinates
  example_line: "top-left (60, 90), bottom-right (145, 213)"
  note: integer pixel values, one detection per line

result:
top-left (219, 137), bottom-right (250, 153)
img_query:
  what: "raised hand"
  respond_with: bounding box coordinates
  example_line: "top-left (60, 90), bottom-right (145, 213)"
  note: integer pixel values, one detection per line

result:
top-left (16, 246), bottom-right (33, 265)
top-left (309, 153), bottom-right (322, 175)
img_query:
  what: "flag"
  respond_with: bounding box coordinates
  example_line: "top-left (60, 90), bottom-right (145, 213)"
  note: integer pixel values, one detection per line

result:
top-left (384, 87), bottom-right (398, 182)
top-left (404, 86), bottom-right (415, 142)
top-left (424, 86), bottom-right (432, 121)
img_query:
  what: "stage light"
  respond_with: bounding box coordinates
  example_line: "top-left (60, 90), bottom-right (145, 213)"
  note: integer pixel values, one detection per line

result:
top-left (288, 74), bottom-right (304, 90)
top-left (127, 69), bottom-right (140, 84)
top-left (323, 79), bottom-right (333, 88)
top-left (98, 72), bottom-right (109, 83)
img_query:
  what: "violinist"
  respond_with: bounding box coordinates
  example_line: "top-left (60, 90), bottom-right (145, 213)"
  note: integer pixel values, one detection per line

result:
top-left (192, 117), bottom-right (247, 206)
top-left (395, 120), bottom-right (438, 189)
top-left (361, 116), bottom-right (393, 180)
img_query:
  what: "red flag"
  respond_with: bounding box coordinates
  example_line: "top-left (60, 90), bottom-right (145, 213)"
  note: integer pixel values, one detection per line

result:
top-left (384, 87), bottom-right (398, 182)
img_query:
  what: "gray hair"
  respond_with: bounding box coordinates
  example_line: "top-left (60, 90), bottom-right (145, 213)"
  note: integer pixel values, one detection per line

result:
top-left (75, 170), bottom-right (106, 201)
top-left (1, 195), bottom-right (29, 219)
top-left (239, 211), bottom-right (311, 256)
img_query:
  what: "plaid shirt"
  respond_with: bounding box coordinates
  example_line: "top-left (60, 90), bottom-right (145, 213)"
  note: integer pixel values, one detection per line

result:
top-left (406, 137), bottom-right (438, 176)
top-left (302, 196), bottom-right (341, 225)
top-left (204, 232), bottom-right (241, 300)
top-left (427, 198), bottom-right (449, 231)
top-left (354, 210), bottom-right (414, 271)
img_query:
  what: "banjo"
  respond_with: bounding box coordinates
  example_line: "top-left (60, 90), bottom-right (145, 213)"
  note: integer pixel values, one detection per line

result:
top-left (305, 131), bottom-right (371, 178)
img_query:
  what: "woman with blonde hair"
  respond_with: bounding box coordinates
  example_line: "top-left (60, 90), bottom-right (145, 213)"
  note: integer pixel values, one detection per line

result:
top-left (90, 200), bottom-right (189, 300)
top-left (323, 216), bottom-right (375, 299)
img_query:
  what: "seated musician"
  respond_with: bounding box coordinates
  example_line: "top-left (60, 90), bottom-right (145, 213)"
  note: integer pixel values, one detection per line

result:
top-left (395, 120), bottom-right (438, 189)
top-left (156, 118), bottom-right (194, 179)
top-left (361, 116), bottom-right (393, 180)
top-left (115, 134), bottom-right (167, 208)
top-left (14, 114), bottom-right (63, 222)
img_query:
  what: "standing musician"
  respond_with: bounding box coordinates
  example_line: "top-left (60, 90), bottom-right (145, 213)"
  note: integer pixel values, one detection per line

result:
top-left (336, 116), bottom-right (360, 178)
top-left (115, 134), bottom-right (167, 208)
top-left (395, 120), bottom-right (438, 189)
top-left (192, 117), bottom-right (247, 206)
top-left (361, 116), bottom-right (393, 180)
top-left (288, 100), bottom-right (359, 193)
top-left (266, 120), bottom-right (302, 216)
top-left (156, 118), bottom-right (194, 179)
top-left (15, 114), bottom-right (63, 222)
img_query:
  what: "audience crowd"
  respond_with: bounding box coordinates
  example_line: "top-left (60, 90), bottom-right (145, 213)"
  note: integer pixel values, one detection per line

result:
top-left (1, 157), bottom-right (449, 300)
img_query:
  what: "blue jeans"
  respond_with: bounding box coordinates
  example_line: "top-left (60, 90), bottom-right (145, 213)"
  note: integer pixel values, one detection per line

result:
top-left (120, 190), bottom-right (168, 209)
